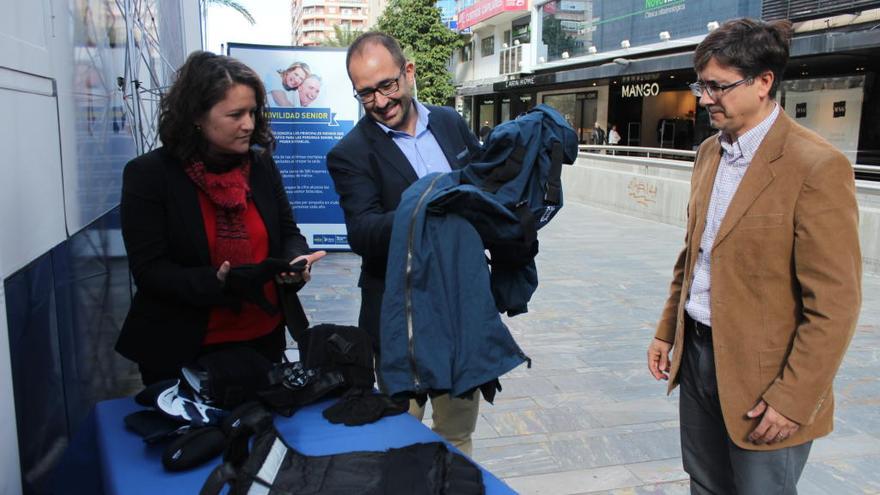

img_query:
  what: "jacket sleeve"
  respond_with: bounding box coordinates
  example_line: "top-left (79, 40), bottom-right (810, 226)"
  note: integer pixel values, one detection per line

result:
top-left (120, 156), bottom-right (231, 307)
top-left (762, 149), bottom-right (861, 425)
top-left (326, 145), bottom-right (395, 259)
top-left (655, 245), bottom-right (686, 344)
top-left (264, 153), bottom-right (310, 259)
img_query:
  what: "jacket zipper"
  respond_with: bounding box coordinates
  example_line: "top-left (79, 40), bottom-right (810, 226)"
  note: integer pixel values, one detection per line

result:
top-left (405, 174), bottom-right (444, 392)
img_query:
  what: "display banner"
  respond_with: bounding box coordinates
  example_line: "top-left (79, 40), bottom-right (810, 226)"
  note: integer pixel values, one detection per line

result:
top-left (783, 83), bottom-right (864, 164)
top-left (228, 43), bottom-right (358, 250)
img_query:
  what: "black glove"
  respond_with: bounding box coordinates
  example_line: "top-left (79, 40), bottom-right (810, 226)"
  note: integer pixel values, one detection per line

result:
top-left (322, 388), bottom-right (409, 426)
top-left (224, 258), bottom-right (292, 314)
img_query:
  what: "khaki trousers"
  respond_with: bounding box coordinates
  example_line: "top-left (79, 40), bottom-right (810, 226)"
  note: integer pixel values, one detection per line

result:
top-left (409, 391), bottom-right (480, 456)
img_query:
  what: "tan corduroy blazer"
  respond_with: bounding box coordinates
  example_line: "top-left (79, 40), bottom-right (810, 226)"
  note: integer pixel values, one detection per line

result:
top-left (655, 110), bottom-right (862, 450)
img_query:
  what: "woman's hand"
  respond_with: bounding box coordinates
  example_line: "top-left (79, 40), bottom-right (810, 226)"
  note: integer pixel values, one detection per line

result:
top-left (279, 250), bottom-right (327, 284)
top-left (216, 261), bottom-right (231, 284)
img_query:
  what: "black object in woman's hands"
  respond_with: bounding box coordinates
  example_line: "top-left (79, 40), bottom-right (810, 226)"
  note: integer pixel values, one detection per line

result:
top-left (224, 258), bottom-right (292, 314)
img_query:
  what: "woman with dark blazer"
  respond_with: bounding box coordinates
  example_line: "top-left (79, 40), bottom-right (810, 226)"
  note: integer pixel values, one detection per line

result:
top-left (116, 51), bottom-right (323, 385)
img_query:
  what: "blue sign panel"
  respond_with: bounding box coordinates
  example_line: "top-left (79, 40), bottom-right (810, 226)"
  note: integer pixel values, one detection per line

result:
top-left (228, 44), bottom-right (358, 250)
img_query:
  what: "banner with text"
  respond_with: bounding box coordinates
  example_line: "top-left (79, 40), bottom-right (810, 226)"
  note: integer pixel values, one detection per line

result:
top-left (229, 44), bottom-right (357, 250)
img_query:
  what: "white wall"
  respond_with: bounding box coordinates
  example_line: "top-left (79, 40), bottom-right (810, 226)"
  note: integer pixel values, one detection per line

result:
top-left (473, 26), bottom-right (502, 80)
top-left (0, 1), bottom-right (203, 492)
top-left (0, 2), bottom-right (64, 492)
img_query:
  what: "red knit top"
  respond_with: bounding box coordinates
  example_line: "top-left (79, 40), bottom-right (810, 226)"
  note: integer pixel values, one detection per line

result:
top-left (196, 191), bottom-right (282, 344)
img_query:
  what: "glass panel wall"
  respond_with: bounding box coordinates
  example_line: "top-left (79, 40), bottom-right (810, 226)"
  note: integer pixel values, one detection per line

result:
top-left (540, 0), bottom-right (761, 62)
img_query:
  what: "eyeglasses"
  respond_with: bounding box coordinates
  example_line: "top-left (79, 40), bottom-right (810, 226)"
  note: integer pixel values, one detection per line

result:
top-left (689, 77), bottom-right (753, 99)
top-left (353, 68), bottom-right (405, 104)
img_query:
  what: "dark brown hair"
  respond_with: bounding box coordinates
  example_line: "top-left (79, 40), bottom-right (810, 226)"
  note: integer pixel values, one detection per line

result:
top-left (158, 51), bottom-right (274, 162)
top-left (346, 32), bottom-right (407, 77)
top-left (694, 18), bottom-right (793, 98)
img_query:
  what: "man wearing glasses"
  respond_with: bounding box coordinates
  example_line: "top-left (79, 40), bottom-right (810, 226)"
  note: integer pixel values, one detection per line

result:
top-left (327, 32), bottom-right (482, 454)
top-left (647, 18), bottom-right (861, 493)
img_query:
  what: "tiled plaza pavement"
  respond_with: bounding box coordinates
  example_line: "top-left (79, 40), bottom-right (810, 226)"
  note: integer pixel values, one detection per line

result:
top-left (300, 201), bottom-right (880, 495)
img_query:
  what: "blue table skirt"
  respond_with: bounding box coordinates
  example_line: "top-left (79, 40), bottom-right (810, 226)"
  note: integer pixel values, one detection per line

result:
top-left (57, 397), bottom-right (515, 494)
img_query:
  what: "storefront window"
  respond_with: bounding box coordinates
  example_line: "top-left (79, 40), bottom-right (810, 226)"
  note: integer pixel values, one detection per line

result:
top-left (780, 75), bottom-right (865, 164)
top-left (609, 74), bottom-right (697, 149)
top-left (543, 91), bottom-right (600, 143)
top-left (478, 97), bottom-right (495, 130)
top-left (501, 97), bottom-right (511, 123)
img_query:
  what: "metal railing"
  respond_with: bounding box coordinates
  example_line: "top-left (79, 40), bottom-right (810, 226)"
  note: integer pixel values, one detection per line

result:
top-left (854, 164), bottom-right (880, 181)
top-left (577, 145), bottom-right (880, 180)
top-left (499, 43), bottom-right (529, 75)
top-left (578, 144), bottom-right (697, 161)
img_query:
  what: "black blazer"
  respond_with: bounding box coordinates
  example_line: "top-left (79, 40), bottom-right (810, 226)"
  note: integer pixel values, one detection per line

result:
top-left (115, 147), bottom-right (309, 371)
top-left (326, 105), bottom-right (480, 343)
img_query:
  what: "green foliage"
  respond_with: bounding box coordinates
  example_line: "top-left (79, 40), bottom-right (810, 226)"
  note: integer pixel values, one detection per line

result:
top-left (322, 24), bottom-right (363, 48)
top-left (377, 0), bottom-right (462, 105)
top-left (207, 0), bottom-right (256, 25)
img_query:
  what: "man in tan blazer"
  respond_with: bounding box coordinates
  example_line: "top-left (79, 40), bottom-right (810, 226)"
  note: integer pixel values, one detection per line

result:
top-left (647, 18), bottom-right (861, 494)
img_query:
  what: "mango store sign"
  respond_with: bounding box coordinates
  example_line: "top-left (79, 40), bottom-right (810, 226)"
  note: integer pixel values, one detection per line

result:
top-left (458, 0), bottom-right (527, 31)
top-left (622, 82), bottom-right (660, 98)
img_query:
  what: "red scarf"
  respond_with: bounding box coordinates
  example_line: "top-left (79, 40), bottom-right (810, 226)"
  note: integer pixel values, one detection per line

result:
top-left (185, 160), bottom-right (252, 267)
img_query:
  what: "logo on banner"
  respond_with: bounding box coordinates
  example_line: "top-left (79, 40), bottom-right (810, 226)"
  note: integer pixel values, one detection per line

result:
top-left (313, 234), bottom-right (349, 245)
top-left (795, 102), bottom-right (807, 119)
top-left (622, 83), bottom-right (660, 98)
top-left (833, 101), bottom-right (846, 118)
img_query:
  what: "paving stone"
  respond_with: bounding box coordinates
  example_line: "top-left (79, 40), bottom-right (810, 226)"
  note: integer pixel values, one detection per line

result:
top-left (299, 202), bottom-right (880, 493)
top-left (579, 480), bottom-right (690, 495)
top-left (799, 455), bottom-right (880, 494)
top-left (473, 442), bottom-right (565, 478)
top-left (624, 458), bottom-right (687, 484)
top-left (505, 466), bottom-right (641, 495)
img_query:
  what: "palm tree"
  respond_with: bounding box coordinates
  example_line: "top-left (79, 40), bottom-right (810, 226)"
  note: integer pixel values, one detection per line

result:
top-left (322, 24), bottom-right (363, 47)
top-left (206, 0), bottom-right (256, 25)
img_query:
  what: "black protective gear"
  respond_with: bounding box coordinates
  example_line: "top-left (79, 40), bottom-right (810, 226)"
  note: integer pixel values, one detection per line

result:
top-left (224, 257), bottom-right (293, 314)
top-left (184, 347), bottom-right (275, 409)
top-left (322, 388), bottom-right (409, 426)
top-left (298, 324), bottom-right (375, 390)
top-left (162, 426), bottom-right (227, 472)
top-left (200, 405), bottom-right (484, 495)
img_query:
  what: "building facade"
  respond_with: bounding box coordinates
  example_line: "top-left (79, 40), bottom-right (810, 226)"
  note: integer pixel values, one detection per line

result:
top-left (292, 0), bottom-right (378, 46)
top-left (452, 0), bottom-right (880, 166)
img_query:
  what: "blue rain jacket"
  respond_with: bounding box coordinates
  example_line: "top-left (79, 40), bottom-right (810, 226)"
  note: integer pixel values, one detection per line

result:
top-left (379, 105), bottom-right (578, 397)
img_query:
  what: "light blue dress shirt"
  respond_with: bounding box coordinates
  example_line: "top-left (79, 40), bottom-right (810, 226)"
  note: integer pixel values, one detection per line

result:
top-left (686, 104), bottom-right (781, 326)
top-left (374, 100), bottom-right (452, 178)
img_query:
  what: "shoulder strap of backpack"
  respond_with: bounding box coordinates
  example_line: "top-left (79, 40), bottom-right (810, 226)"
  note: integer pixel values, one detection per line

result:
top-left (544, 141), bottom-right (563, 205)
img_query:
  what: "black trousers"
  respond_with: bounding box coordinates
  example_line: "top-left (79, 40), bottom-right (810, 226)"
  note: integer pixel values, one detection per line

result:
top-left (679, 317), bottom-right (812, 495)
